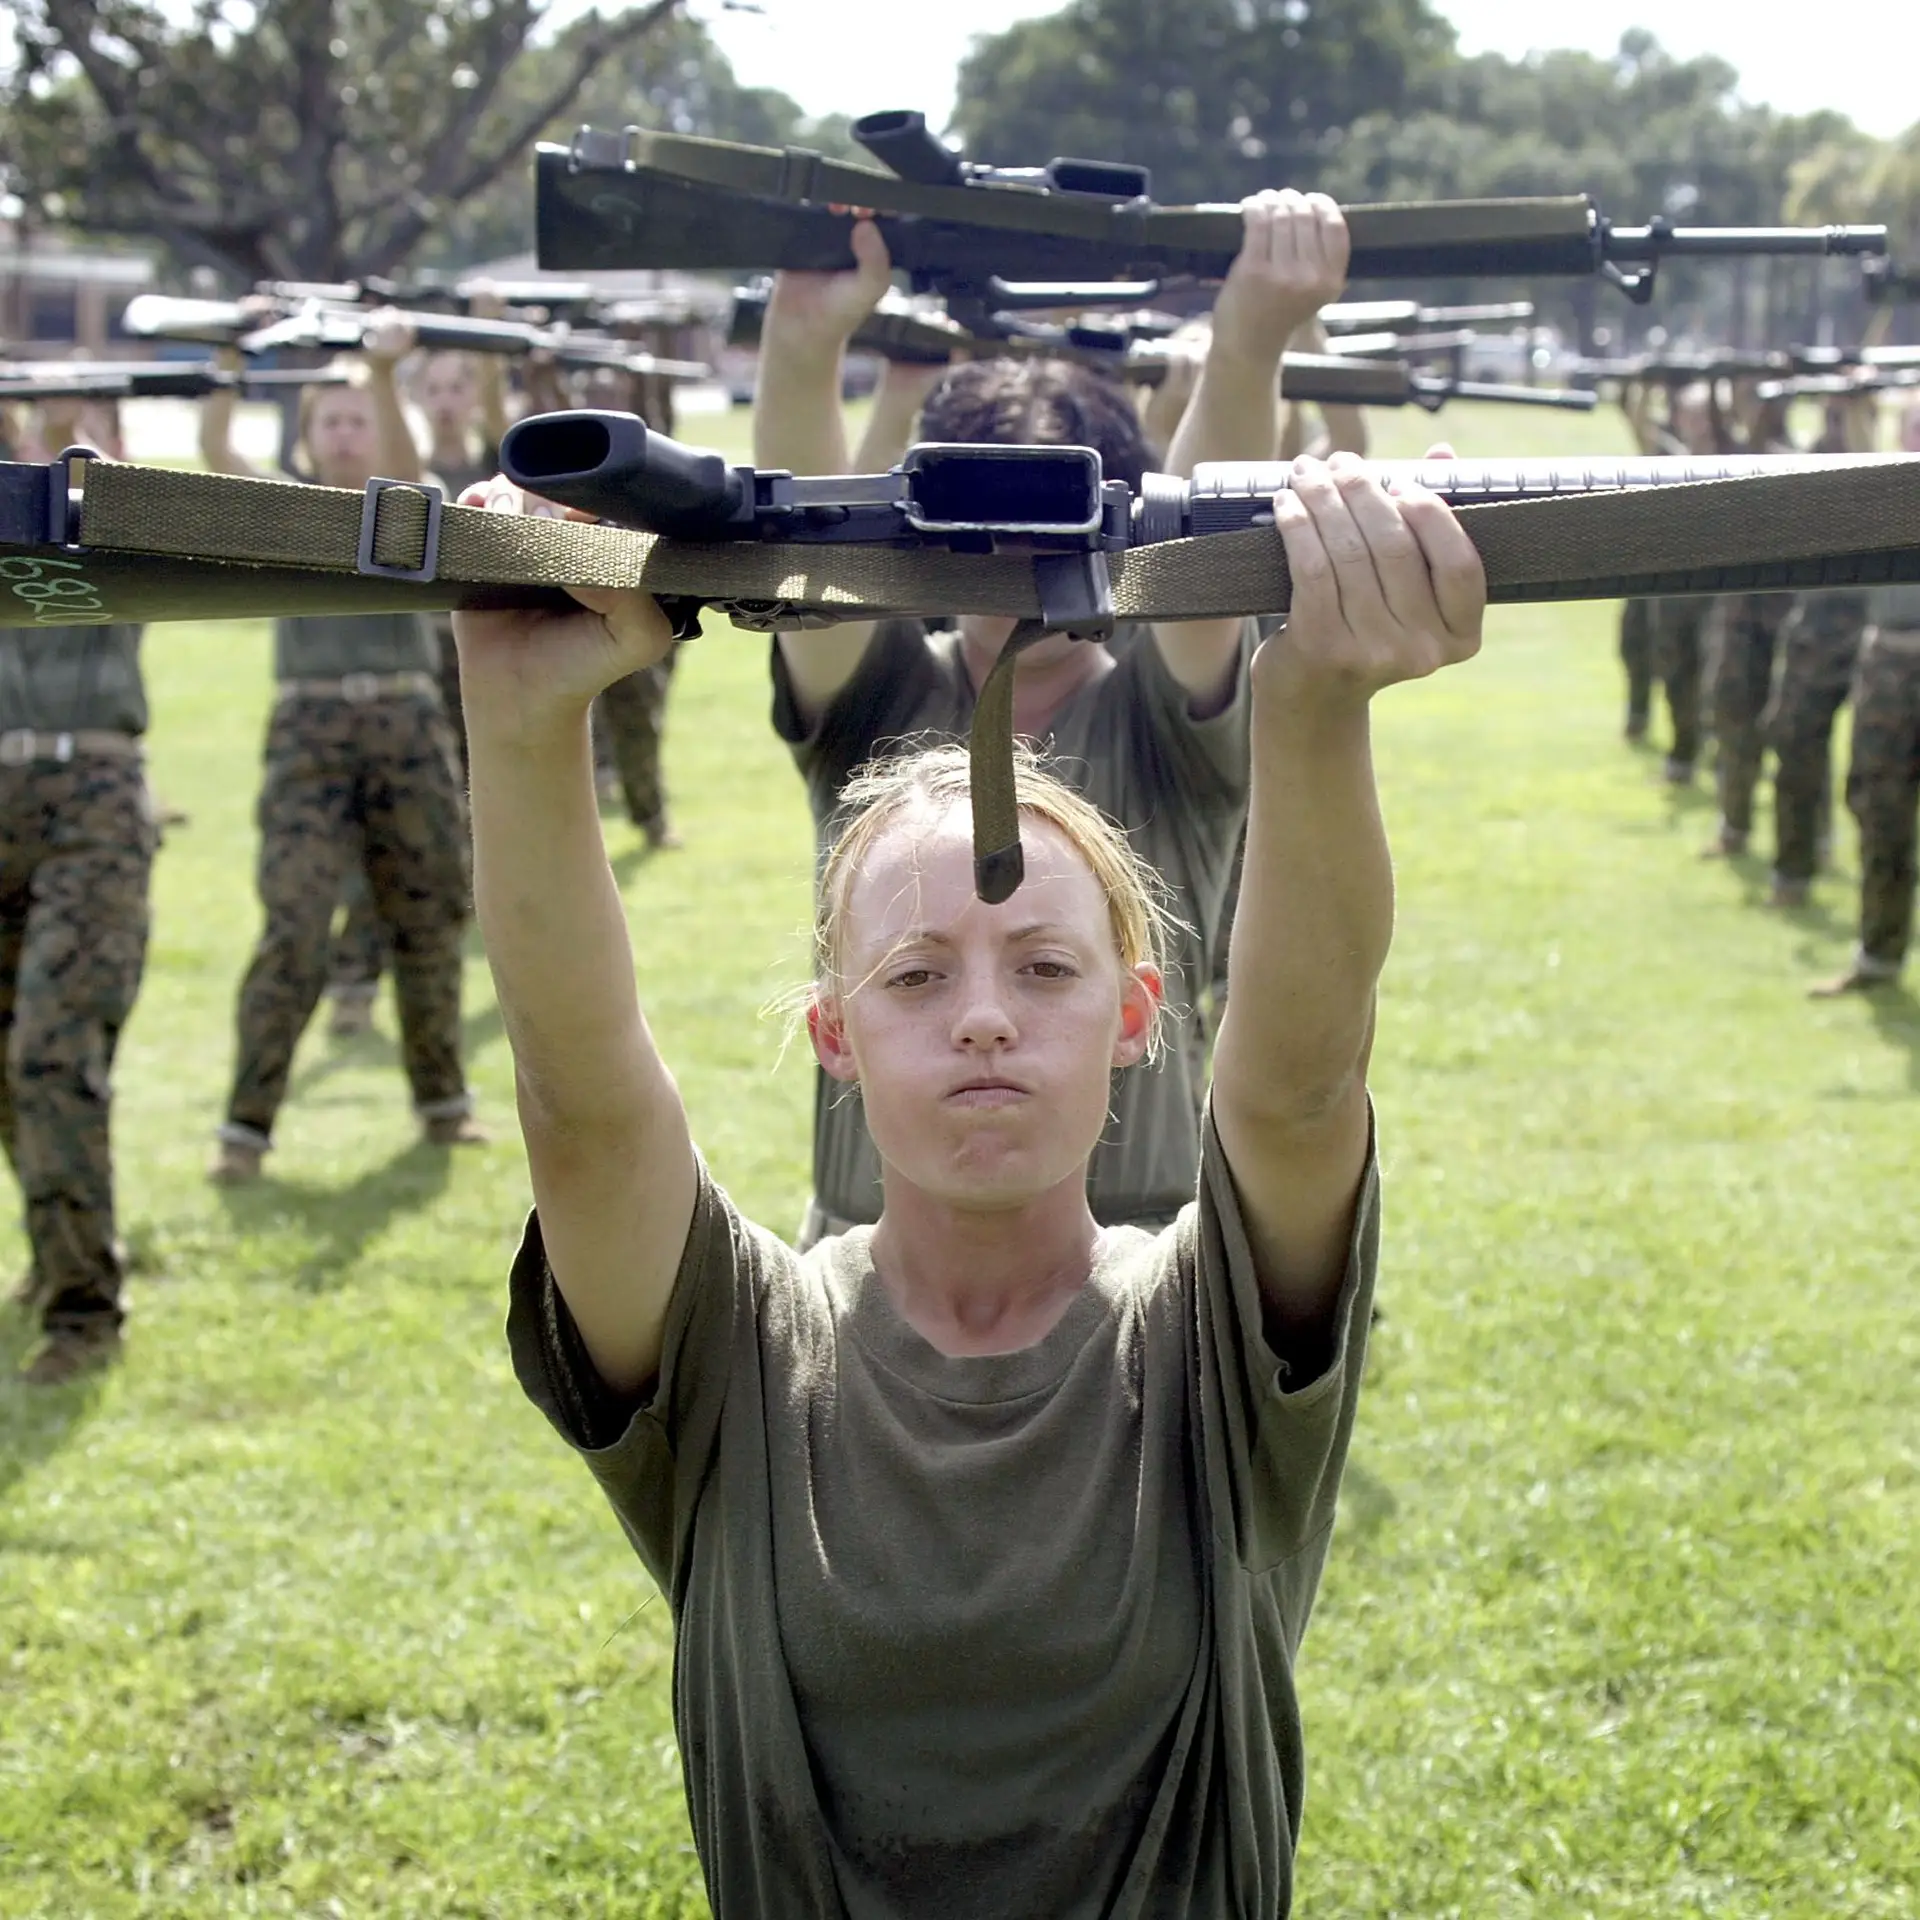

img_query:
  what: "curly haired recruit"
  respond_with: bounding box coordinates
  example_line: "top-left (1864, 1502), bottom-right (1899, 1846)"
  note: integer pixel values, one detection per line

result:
top-left (918, 357), bottom-right (1154, 489)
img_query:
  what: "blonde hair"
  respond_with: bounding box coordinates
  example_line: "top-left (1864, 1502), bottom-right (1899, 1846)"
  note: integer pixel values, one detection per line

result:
top-left (809, 741), bottom-right (1184, 1057)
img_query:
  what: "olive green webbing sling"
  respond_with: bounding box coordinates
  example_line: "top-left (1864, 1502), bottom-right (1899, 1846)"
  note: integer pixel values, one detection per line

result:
top-left (5, 454), bottom-right (1920, 896)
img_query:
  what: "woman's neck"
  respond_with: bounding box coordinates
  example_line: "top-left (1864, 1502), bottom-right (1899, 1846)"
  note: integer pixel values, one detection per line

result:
top-left (869, 1176), bottom-right (1101, 1358)
top-left (429, 425), bottom-right (474, 469)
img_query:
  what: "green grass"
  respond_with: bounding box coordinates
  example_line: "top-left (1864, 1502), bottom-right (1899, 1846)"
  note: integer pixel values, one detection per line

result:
top-left (2, 401), bottom-right (1916, 1917)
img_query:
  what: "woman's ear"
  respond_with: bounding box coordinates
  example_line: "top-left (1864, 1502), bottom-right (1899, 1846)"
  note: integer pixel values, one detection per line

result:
top-left (1113, 964), bottom-right (1163, 1068)
top-left (808, 994), bottom-right (859, 1084)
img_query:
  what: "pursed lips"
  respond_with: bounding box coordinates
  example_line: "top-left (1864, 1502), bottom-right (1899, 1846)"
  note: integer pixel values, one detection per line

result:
top-left (944, 1077), bottom-right (1029, 1109)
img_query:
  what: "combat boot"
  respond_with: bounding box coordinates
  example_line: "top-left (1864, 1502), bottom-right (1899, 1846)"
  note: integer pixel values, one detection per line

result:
top-left (423, 1111), bottom-right (491, 1147)
top-left (21, 1320), bottom-right (121, 1385)
top-left (207, 1136), bottom-right (265, 1185)
top-left (1809, 954), bottom-right (1902, 998)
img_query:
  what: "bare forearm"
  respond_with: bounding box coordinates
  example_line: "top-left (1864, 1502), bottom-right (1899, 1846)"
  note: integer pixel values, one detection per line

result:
top-left (1166, 348), bottom-right (1285, 475)
top-left (754, 340), bottom-right (852, 477)
top-left (199, 391), bottom-right (251, 475)
top-left (1219, 690), bottom-right (1392, 1116)
top-left (467, 706), bottom-right (661, 1137)
top-left (366, 367), bottom-right (422, 482)
top-left (853, 360), bottom-right (939, 472)
top-left (478, 360), bottom-right (510, 454)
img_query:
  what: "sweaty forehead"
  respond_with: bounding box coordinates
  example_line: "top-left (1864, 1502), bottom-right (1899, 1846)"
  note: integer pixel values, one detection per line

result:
top-left (843, 806), bottom-right (1111, 961)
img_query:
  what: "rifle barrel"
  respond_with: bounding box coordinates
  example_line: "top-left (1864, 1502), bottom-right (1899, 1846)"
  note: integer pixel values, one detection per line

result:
top-left (1604, 223), bottom-right (1888, 261)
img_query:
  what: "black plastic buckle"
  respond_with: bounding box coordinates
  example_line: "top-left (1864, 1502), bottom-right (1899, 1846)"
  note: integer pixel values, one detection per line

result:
top-left (356, 477), bottom-right (443, 583)
top-left (1034, 550), bottom-right (1114, 640)
top-left (778, 146), bottom-right (823, 201)
top-left (46, 445), bottom-right (98, 550)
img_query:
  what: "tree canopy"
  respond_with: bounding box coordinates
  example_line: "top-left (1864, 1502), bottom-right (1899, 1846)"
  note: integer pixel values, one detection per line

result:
top-left (952, 14), bottom-right (1917, 347)
top-left (1, 0), bottom-right (694, 283)
top-left (949, 0), bottom-right (1457, 205)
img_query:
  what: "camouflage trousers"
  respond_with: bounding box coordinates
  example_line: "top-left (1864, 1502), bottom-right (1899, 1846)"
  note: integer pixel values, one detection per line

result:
top-left (0, 755), bottom-right (154, 1331)
top-left (1709, 594), bottom-right (1793, 837)
top-left (433, 615), bottom-right (468, 778)
top-left (329, 621), bottom-right (473, 1006)
top-left (1845, 632), bottom-right (1920, 970)
top-left (1764, 592), bottom-right (1866, 884)
top-left (225, 692), bottom-right (470, 1144)
top-left (1619, 598), bottom-right (1655, 732)
top-left (594, 652), bottom-right (677, 834)
top-left (1649, 596), bottom-right (1708, 768)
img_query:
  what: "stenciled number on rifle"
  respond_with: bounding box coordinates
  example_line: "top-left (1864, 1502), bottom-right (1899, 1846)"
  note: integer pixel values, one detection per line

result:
top-left (0, 555), bottom-right (113, 625)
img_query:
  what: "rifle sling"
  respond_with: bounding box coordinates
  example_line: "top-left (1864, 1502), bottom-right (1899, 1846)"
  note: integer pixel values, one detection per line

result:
top-left (6, 457), bottom-right (1920, 899)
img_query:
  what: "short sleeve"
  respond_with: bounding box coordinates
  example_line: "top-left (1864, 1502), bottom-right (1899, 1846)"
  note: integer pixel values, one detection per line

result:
top-left (1117, 619), bottom-right (1256, 809)
top-left (769, 619), bottom-right (950, 796)
top-left (505, 1156), bottom-right (776, 1598)
top-left (1185, 1099), bottom-right (1379, 1583)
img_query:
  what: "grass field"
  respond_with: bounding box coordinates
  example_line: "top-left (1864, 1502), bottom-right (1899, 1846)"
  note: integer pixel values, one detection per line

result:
top-left (2, 400), bottom-right (1917, 1918)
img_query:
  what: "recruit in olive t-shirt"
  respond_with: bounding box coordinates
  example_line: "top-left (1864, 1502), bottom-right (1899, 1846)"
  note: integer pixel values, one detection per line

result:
top-left (772, 618), bottom-right (1252, 1228)
top-left (272, 609), bottom-right (439, 684)
top-left (0, 623), bottom-right (147, 736)
top-left (509, 1107), bottom-right (1379, 1919)
top-left (1869, 583), bottom-right (1920, 630)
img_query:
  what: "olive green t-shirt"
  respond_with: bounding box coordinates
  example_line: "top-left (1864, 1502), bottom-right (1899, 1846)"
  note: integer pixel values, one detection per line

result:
top-left (1869, 583), bottom-right (1920, 631)
top-left (773, 619), bottom-right (1252, 1227)
top-left (0, 623), bottom-right (147, 736)
top-left (508, 1107), bottom-right (1380, 1919)
top-left (272, 609), bottom-right (439, 683)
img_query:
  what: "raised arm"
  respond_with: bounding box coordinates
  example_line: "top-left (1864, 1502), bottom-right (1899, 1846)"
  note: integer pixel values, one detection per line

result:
top-left (755, 218), bottom-right (894, 727)
top-left (199, 346), bottom-right (260, 476)
top-left (1213, 454), bottom-right (1482, 1362)
top-left (360, 312), bottom-right (423, 483)
top-left (852, 355), bottom-right (948, 472)
top-left (453, 481), bottom-right (696, 1394)
top-left (1159, 194), bottom-right (1349, 709)
top-left (465, 284), bottom-right (513, 453)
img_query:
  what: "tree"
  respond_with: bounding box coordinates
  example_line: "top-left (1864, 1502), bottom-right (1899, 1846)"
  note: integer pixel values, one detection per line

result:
top-left (422, 12), bottom-right (863, 271)
top-left (949, 0), bottom-right (1456, 205)
top-left (2, 0), bottom-right (690, 284)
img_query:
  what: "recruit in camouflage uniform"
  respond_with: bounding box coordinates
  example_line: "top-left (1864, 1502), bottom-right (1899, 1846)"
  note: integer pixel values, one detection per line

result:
top-left (586, 369), bottom-right (683, 848)
top-left (1762, 589), bottom-right (1867, 903)
top-left (213, 608), bottom-right (480, 1178)
top-left (1703, 592), bottom-right (1795, 853)
top-left (594, 653), bottom-right (681, 847)
top-left (0, 619), bottom-right (155, 1384)
top-left (323, 449), bottom-right (494, 1034)
top-left (1815, 584), bottom-right (1920, 993)
top-left (1632, 596), bottom-right (1709, 779)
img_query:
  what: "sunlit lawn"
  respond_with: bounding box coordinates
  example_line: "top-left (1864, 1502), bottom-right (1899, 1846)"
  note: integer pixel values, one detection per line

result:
top-left (0, 400), bottom-right (1914, 1916)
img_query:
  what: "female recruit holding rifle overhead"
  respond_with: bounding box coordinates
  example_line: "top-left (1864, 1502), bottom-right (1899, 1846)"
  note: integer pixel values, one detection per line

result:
top-left (455, 425), bottom-right (1484, 1910)
top-left (198, 320), bottom-right (486, 1182)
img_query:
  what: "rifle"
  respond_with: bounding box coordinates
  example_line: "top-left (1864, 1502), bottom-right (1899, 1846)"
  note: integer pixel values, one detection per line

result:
top-left (1317, 327), bottom-right (1483, 361)
top-left (1864, 260), bottom-right (1920, 304)
top-left (728, 286), bottom-right (1526, 403)
top-left (1752, 369), bottom-right (1920, 403)
top-left (1276, 356), bottom-right (1596, 414)
top-left (729, 280), bottom-right (1181, 376)
top-left (536, 112), bottom-right (1886, 308)
top-left (0, 361), bottom-right (348, 404)
top-left (1319, 299), bottom-right (1534, 333)
top-left (123, 293), bottom-right (710, 381)
top-left (256, 275), bottom-right (608, 320)
top-left (6, 430), bottom-right (1917, 896)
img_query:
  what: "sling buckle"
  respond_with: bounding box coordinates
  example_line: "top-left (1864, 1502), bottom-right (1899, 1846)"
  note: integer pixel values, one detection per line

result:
top-left (356, 477), bottom-right (443, 584)
top-left (1033, 550), bottom-right (1114, 640)
top-left (45, 445), bottom-right (98, 552)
